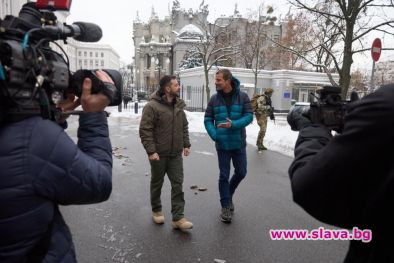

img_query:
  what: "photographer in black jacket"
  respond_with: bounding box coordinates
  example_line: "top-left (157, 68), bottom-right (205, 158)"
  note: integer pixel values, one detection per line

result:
top-left (287, 84), bottom-right (394, 262)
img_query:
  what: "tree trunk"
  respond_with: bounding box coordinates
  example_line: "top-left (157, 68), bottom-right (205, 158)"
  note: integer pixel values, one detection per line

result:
top-left (204, 63), bottom-right (211, 104)
top-left (253, 44), bottom-right (260, 95)
top-left (339, 22), bottom-right (355, 99)
top-left (254, 70), bottom-right (258, 95)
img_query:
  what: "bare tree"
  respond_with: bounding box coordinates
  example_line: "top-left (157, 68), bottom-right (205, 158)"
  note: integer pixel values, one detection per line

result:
top-left (186, 17), bottom-right (239, 102)
top-left (280, 12), bottom-right (314, 70)
top-left (287, 0), bottom-right (394, 97)
top-left (238, 4), bottom-right (278, 94)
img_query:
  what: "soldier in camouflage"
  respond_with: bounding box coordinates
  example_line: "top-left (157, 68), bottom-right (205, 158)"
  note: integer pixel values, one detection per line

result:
top-left (254, 88), bottom-right (274, 151)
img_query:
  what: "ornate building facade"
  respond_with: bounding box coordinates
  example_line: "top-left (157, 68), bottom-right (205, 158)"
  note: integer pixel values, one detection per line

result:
top-left (133, 1), bottom-right (284, 89)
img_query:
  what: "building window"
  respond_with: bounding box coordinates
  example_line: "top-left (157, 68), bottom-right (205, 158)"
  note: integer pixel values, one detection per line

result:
top-left (78, 51), bottom-right (81, 56)
top-left (84, 60), bottom-right (87, 66)
top-left (78, 60), bottom-right (82, 65)
top-left (95, 60), bottom-right (99, 67)
top-left (95, 52), bottom-right (98, 57)
top-left (90, 60), bottom-right (93, 67)
top-left (101, 60), bottom-right (104, 67)
top-left (90, 52), bottom-right (93, 57)
top-left (84, 51), bottom-right (87, 56)
top-left (101, 52), bottom-right (104, 57)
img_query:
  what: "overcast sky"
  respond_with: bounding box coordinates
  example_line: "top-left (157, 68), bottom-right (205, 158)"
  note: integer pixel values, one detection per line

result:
top-left (67, 0), bottom-right (394, 71)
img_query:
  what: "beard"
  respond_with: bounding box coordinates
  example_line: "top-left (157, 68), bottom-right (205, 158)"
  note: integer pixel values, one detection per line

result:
top-left (170, 90), bottom-right (180, 97)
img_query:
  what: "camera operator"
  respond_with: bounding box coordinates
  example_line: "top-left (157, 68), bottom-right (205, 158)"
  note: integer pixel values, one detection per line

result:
top-left (0, 71), bottom-right (113, 262)
top-left (287, 83), bottom-right (394, 262)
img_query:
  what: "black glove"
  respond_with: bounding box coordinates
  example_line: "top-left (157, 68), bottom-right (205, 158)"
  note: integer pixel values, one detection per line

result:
top-left (287, 105), bottom-right (311, 131)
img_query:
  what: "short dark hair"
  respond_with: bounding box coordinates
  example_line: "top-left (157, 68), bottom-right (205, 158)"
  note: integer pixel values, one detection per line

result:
top-left (159, 75), bottom-right (176, 92)
top-left (216, 69), bottom-right (232, 81)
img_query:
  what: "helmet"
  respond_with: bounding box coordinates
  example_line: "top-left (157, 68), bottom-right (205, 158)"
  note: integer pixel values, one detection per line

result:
top-left (264, 88), bottom-right (274, 95)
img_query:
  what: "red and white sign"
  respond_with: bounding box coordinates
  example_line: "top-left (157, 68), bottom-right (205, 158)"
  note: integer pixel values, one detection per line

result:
top-left (371, 38), bottom-right (382, 62)
top-left (36, 0), bottom-right (72, 11)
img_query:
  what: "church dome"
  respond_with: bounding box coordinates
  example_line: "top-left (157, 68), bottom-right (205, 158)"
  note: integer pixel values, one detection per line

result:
top-left (178, 24), bottom-right (203, 39)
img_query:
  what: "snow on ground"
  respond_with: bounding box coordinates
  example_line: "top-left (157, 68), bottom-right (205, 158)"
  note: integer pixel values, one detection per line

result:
top-left (107, 104), bottom-right (298, 157)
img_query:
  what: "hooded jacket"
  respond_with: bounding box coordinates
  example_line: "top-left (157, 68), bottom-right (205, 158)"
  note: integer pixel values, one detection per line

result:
top-left (204, 76), bottom-right (253, 150)
top-left (0, 112), bottom-right (112, 262)
top-left (139, 91), bottom-right (191, 157)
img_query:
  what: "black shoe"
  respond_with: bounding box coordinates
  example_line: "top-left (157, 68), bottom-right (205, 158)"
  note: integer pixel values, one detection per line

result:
top-left (229, 201), bottom-right (234, 213)
top-left (258, 146), bottom-right (267, 151)
top-left (220, 208), bottom-right (232, 223)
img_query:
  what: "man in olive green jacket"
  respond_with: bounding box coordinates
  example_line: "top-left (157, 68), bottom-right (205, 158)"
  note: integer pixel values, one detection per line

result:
top-left (139, 75), bottom-right (193, 230)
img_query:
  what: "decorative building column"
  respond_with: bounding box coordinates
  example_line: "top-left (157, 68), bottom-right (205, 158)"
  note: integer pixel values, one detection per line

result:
top-left (139, 55), bottom-right (145, 87)
top-left (150, 55), bottom-right (156, 90)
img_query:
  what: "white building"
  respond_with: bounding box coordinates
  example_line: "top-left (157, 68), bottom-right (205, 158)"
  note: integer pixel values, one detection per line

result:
top-left (179, 67), bottom-right (339, 112)
top-left (74, 43), bottom-right (120, 71)
top-left (374, 60), bottom-right (394, 86)
top-left (54, 9), bottom-right (120, 72)
top-left (133, 3), bottom-right (283, 89)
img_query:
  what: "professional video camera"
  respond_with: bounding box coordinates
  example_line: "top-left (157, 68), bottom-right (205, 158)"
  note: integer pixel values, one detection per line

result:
top-left (0, 0), bottom-right (121, 125)
top-left (309, 86), bottom-right (357, 133)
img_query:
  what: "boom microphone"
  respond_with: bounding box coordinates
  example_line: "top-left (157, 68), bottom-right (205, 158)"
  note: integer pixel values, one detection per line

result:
top-left (42, 22), bottom-right (102, 42)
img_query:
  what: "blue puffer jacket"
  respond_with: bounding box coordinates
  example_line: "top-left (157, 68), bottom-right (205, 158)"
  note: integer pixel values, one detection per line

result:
top-left (204, 77), bottom-right (253, 150)
top-left (0, 112), bottom-right (112, 263)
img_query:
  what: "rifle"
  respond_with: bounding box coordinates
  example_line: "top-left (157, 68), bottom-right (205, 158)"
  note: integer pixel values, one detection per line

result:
top-left (265, 96), bottom-right (276, 124)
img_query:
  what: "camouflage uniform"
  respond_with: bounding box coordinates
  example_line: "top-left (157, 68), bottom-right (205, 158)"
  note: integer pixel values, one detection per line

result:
top-left (254, 90), bottom-right (273, 151)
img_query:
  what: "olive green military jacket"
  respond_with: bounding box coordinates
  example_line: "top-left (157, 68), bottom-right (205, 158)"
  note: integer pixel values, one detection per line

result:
top-left (139, 92), bottom-right (191, 157)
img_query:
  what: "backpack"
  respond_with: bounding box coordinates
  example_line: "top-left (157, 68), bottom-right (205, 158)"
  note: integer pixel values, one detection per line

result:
top-left (251, 94), bottom-right (261, 112)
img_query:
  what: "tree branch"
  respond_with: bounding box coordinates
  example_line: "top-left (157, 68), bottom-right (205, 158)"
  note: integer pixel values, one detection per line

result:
top-left (290, 0), bottom-right (344, 19)
top-left (353, 47), bottom-right (394, 54)
top-left (353, 20), bottom-right (394, 41)
top-left (269, 35), bottom-right (339, 86)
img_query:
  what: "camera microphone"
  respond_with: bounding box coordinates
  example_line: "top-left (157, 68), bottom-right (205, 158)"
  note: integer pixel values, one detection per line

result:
top-left (42, 22), bottom-right (103, 42)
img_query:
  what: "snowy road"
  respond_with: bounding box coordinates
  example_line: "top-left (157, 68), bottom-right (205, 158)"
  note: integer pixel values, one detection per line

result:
top-left (60, 113), bottom-right (348, 263)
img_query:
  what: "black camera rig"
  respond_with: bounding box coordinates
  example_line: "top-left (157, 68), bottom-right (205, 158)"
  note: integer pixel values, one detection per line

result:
top-left (310, 86), bottom-right (357, 133)
top-left (0, 1), bottom-right (121, 125)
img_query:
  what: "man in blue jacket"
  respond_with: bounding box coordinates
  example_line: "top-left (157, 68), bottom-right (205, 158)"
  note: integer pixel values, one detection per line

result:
top-left (204, 69), bottom-right (253, 223)
top-left (0, 71), bottom-right (113, 262)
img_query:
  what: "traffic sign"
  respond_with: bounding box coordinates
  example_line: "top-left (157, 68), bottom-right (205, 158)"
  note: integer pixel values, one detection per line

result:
top-left (371, 38), bottom-right (382, 62)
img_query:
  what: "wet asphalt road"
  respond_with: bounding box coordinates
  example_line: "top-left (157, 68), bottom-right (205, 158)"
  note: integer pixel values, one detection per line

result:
top-left (61, 113), bottom-right (348, 263)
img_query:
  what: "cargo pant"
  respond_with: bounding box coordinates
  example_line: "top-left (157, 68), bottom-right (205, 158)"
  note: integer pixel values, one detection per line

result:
top-left (256, 114), bottom-right (268, 150)
top-left (149, 155), bottom-right (185, 221)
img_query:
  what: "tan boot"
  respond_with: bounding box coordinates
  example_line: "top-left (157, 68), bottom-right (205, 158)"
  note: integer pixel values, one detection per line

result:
top-left (172, 218), bottom-right (193, 230)
top-left (152, 211), bottom-right (165, 224)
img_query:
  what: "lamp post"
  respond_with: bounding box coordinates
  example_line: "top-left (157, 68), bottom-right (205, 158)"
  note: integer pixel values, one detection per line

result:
top-left (135, 68), bottom-right (139, 101)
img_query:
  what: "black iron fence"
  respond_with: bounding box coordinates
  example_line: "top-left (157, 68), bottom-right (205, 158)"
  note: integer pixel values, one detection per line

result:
top-left (180, 85), bottom-right (205, 112)
top-left (126, 85), bottom-right (205, 112)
